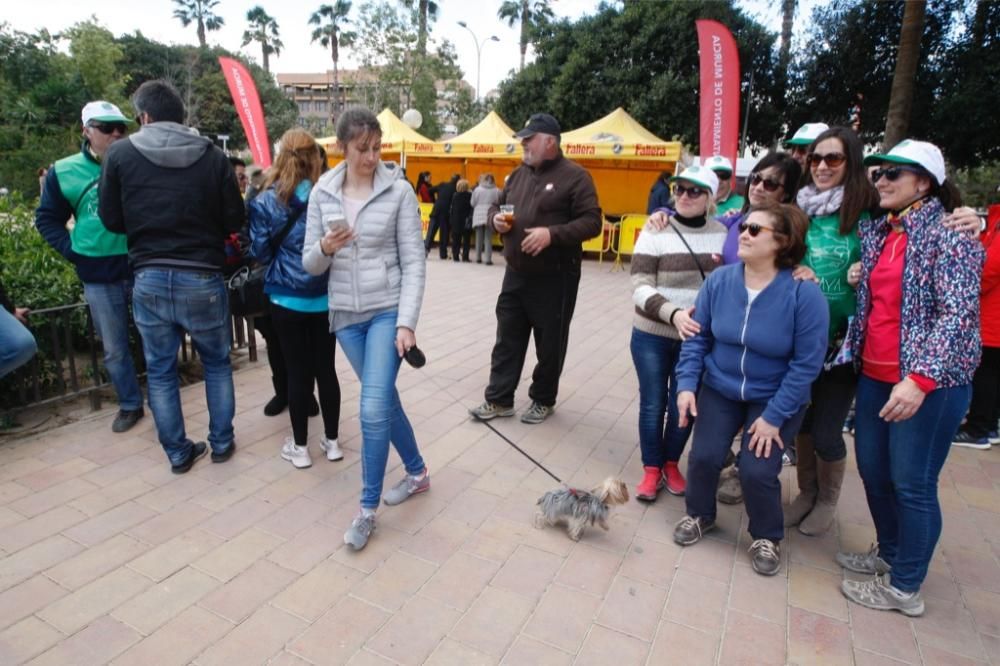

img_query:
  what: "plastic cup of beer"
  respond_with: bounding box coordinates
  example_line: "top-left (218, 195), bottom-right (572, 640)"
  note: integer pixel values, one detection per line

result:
top-left (500, 204), bottom-right (515, 222)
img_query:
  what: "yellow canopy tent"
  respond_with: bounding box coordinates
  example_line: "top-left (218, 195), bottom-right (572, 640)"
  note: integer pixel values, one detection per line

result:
top-left (405, 111), bottom-right (522, 189)
top-left (316, 108), bottom-right (433, 171)
top-left (560, 107), bottom-right (681, 215)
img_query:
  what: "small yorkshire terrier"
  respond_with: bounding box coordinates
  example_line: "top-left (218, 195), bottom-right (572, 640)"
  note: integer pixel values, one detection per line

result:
top-left (534, 477), bottom-right (629, 541)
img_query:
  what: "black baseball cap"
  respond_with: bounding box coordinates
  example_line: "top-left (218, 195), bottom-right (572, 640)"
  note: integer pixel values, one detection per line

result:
top-left (514, 113), bottom-right (561, 139)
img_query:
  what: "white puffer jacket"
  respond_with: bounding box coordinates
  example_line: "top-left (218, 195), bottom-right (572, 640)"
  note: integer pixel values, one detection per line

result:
top-left (303, 160), bottom-right (426, 331)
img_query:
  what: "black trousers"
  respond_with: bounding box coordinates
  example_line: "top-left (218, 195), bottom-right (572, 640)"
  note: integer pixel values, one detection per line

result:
top-left (270, 304), bottom-right (341, 447)
top-left (798, 362), bottom-right (858, 461)
top-left (424, 215), bottom-right (450, 258)
top-left (253, 315), bottom-right (287, 398)
top-left (484, 266), bottom-right (581, 408)
top-left (451, 225), bottom-right (472, 262)
top-left (966, 345), bottom-right (1000, 437)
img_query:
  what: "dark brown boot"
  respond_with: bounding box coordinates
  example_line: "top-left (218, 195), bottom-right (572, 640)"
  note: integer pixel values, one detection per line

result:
top-left (799, 457), bottom-right (846, 536)
top-left (783, 434), bottom-right (817, 527)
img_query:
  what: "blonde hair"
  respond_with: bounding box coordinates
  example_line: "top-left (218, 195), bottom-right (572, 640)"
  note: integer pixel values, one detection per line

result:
top-left (264, 128), bottom-right (322, 204)
top-left (456, 179), bottom-right (470, 193)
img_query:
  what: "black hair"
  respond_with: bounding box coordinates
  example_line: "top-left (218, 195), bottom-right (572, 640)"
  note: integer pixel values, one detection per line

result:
top-left (132, 79), bottom-right (185, 124)
top-left (740, 152), bottom-right (802, 214)
top-left (228, 156), bottom-right (246, 168)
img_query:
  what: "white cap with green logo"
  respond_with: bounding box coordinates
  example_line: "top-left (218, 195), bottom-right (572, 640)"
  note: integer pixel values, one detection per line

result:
top-left (863, 140), bottom-right (946, 186)
top-left (81, 101), bottom-right (130, 126)
top-left (670, 166), bottom-right (719, 197)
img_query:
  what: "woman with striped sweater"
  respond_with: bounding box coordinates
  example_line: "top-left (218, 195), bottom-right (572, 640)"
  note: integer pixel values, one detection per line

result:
top-left (631, 166), bottom-right (729, 500)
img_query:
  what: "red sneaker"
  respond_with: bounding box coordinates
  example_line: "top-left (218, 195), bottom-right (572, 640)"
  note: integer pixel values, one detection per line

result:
top-left (635, 466), bottom-right (664, 502)
top-left (663, 461), bottom-right (686, 496)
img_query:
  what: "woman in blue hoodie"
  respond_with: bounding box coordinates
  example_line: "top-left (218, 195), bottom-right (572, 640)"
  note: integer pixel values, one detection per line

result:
top-left (249, 128), bottom-right (342, 470)
top-left (672, 202), bottom-right (829, 576)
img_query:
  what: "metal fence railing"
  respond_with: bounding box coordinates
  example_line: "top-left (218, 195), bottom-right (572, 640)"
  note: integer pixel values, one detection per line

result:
top-left (1, 302), bottom-right (260, 417)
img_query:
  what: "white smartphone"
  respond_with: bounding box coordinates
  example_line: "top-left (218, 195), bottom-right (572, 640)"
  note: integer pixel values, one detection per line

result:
top-left (326, 214), bottom-right (349, 233)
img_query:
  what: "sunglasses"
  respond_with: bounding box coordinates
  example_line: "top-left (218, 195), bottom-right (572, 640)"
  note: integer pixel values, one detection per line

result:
top-left (870, 165), bottom-right (925, 183)
top-left (671, 184), bottom-right (707, 199)
top-left (749, 173), bottom-right (783, 192)
top-left (808, 152), bottom-right (847, 168)
top-left (738, 222), bottom-right (775, 237)
top-left (89, 122), bottom-right (127, 135)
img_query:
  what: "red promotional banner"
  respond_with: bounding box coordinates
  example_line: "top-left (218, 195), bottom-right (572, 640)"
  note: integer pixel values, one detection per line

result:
top-left (218, 56), bottom-right (272, 168)
top-left (695, 20), bottom-right (740, 169)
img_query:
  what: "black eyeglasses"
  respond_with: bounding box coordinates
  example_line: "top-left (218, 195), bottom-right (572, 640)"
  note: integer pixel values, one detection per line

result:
top-left (871, 165), bottom-right (925, 183)
top-left (738, 222), bottom-right (775, 237)
top-left (807, 152), bottom-right (847, 168)
top-left (89, 122), bottom-right (127, 135)
top-left (749, 173), bottom-right (783, 192)
top-left (671, 184), bottom-right (707, 199)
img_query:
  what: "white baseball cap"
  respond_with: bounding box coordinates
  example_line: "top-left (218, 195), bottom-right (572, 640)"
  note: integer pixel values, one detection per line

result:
top-left (863, 139), bottom-right (946, 185)
top-left (703, 155), bottom-right (734, 177)
top-left (785, 122), bottom-right (829, 146)
top-left (670, 166), bottom-right (719, 197)
top-left (81, 101), bottom-right (130, 126)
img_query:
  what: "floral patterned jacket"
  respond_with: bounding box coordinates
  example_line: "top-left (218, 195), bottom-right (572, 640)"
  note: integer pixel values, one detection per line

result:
top-left (848, 197), bottom-right (984, 388)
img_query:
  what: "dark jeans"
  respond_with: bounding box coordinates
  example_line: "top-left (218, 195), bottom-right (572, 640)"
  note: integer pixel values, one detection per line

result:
top-left (630, 328), bottom-right (690, 467)
top-left (451, 225), bottom-right (472, 261)
top-left (854, 375), bottom-right (970, 592)
top-left (965, 345), bottom-right (1000, 437)
top-left (798, 363), bottom-right (858, 461)
top-left (83, 280), bottom-right (143, 411)
top-left (485, 266), bottom-right (581, 408)
top-left (685, 383), bottom-right (808, 542)
top-left (252, 315), bottom-right (287, 399)
top-left (424, 215), bottom-right (450, 258)
top-left (269, 304), bottom-right (340, 447)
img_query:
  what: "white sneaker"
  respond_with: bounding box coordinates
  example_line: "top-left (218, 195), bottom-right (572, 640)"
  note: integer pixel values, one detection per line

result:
top-left (320, 436), bottom-right (343, 461)
top-left (280, 437), bottom-right (312, 469)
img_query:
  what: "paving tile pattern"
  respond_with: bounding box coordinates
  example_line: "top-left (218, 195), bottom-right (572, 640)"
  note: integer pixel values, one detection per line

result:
top-left (1, 258), bottom-right (999, 664)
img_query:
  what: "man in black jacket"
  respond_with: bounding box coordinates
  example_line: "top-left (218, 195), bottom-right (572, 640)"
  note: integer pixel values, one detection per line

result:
top-left (99, 80), bottom-right (245, 473)
top-left (424, 174), bottom-right (459, 259)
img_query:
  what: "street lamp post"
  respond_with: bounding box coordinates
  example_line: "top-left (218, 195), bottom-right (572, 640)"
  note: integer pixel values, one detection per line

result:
top-left (457, 21), bottom-right (500, 101)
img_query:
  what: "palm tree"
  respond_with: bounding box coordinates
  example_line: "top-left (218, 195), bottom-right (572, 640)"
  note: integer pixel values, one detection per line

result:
top-left (400, 0), bottom-right (438, 57)
top-left (173, 0), bottom-right (225, 49)
top-left (497, 0), bottom-right (554, 71)
top-left (310, 2), bottom-right (356, 119)
top-left (884, 0), bottom-right (927, 149)
top-left (242, 7), bottom-right (283, 73)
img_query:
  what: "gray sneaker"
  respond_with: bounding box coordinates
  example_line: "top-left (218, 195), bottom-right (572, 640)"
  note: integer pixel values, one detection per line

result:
top-left (749, 538), bottom-right (781, 576)
top-left (469, 401), bottom-right (515, 421)
top-left (835, 544), bottom-right (891, 575)
top-left (344, 512), bottom-right (376, 550)
top-left (383, 470), bottom-right (430, 505)
top-left (520, 401), bottom-right (553, 424)
top-left (673, 515), bottom-right (715, 546)
top-left (841, 575), bottom-right (925, 617)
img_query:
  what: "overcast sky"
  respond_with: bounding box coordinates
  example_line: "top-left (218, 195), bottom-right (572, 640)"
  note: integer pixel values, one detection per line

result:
top-left (7, 0), bottom-right (822, 95)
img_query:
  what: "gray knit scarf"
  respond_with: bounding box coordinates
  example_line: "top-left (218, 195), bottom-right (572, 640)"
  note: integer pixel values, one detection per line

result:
top-left (797, 184), bottom-right (845, 217)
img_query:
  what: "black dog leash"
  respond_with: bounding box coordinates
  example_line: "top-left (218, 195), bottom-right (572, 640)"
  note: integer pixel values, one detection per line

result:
top-left (404, 345), bottom-right (564, 484)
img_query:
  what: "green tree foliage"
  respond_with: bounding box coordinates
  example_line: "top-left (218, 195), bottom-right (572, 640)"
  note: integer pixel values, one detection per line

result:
top-left (173, 0), bottom-right (225, 49)
top-left (399, 0), bottom-right (438, 57)
top-left (63, 22), bottom-right (127, 103)
top-left (310, 1), bottom-right (356, 117)
top-left (494, 1), bottom-right (783, 149)
top-left (242, 6), bottom-right (283, 74)
top-left (498, 0), bottom-right (554, 72)
top-left (353, 1), bottom-right (465, 139)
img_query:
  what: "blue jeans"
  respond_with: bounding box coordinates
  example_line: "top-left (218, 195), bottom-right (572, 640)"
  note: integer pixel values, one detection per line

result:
top-left (132, 269), bottom-right (235, 465)
top-left (83, 281), bottom-right (143, 411)
top-left (854, 375), bottom-right (970, 592)
top-left (685, 383), bottom-right (808, 541)
top-left (336, 310), bottom-right (425, 509)
top-left (0, 307), bottom-right (36, 378)
top-left (630, 328), bottom-right (691, 467)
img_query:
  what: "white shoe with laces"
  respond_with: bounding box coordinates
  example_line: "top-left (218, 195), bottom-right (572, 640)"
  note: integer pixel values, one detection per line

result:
top-left (280, 437), bottom-right (312, 469)
top-left (320, 436), bottom-right (343, 461)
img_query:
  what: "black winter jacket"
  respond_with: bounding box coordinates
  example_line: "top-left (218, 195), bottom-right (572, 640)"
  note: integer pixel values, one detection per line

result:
top-left (99, 122), bottom-right (245, 271)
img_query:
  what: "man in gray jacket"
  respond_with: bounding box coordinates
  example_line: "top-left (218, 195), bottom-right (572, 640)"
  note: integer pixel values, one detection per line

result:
top-left (99, 80), bottom-right (245, 474)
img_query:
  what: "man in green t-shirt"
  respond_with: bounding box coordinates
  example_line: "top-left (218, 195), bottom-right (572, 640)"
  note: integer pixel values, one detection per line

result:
top-left (704, 156), bottom-right (745, 216)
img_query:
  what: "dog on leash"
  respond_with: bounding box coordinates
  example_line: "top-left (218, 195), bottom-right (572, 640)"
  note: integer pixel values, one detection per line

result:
top-left (534, 477), bottom-right (629, 541)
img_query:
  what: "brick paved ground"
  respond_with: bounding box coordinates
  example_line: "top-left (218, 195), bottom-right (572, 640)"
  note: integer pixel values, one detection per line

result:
top-left (1, 256), bottom-right (999, 665)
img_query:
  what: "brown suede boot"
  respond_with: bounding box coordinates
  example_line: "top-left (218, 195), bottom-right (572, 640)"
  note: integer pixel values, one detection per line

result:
top-left (798, 457), bottom-right (846, 536)
top-left (783, 434), bottom-right (818, 527)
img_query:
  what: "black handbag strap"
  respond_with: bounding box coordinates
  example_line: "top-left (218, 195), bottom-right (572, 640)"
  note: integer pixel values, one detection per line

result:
top-left (667, 220), bottom-right (707, 281)
top-left (269, 206), bottom-right (301, 254)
